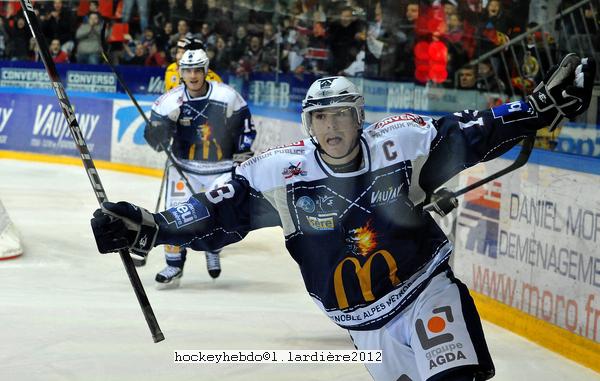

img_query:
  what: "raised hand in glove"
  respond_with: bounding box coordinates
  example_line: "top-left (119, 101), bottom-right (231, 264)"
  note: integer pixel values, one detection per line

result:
top-left (529, 53), bottom-right (596, 131)
top-left (144, 118), bottom-right (175, 152)
top-left (91, 201), bottom-right (158, 260)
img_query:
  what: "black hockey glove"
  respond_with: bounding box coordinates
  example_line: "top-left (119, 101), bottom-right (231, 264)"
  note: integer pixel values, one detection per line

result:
top-left (91, 201), bottom-right (158, 259)
top-left (144, 119), bottom-right (175, 152)
top-left (528, 53), bottom-right (596, 131)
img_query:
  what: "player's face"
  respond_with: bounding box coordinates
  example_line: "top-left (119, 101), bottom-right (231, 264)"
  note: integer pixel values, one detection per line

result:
top-left (181, 68), bottom-right (206, 94)
top-left (310, 107), bottom-right (359, 160)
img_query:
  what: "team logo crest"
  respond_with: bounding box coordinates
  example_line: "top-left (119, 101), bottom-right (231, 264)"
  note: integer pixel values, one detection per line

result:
top-left (319, 78), bottom-right (334, 89)
top-left (316, 195), bottom-right (335, 212)
top-left (296, 196), bottom-right (315, 213)
top-left (282, 162), bottom-right (307, 179)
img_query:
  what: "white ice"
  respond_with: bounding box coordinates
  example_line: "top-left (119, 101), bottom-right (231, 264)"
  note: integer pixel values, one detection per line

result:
top-left (0, 159), bottom-right (598, 381)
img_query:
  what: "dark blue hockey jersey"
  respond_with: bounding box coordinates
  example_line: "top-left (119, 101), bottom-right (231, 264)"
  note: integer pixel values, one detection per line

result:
top-left (150, 82), bottom-right (255, 164)
top-left (154, 100), bottom-right (538, 330)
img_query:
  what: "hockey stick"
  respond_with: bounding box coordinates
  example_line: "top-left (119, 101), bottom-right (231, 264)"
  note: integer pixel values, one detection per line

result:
top-left (99, 21), bottom-right (195, 195)
top-left (423, 134), bottom-right (535, 216)
top-left (19, 0), bottom-right (164, 343)
top-left (154, 159), bottom-right (169, 213)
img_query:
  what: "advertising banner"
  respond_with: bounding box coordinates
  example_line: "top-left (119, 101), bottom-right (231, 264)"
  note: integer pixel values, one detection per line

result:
top-left (0, 61), bottom-right (165, 95)
top-left (453, 158), bottom-right (600, 343)
top-left (0, 90), bottom-right (111, 160)
top-left (0, 67), bottom-right (51, 89)
top-left (110, 99), bottom-right (164, 169)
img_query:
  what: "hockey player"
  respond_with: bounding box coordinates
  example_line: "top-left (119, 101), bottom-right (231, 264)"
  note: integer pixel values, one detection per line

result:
top-left (92, 54), bottom-right (594, 380)
top-left (144, 48), bottom-right (255, 287)
top-left (165, 37), bottom-right (222, 91)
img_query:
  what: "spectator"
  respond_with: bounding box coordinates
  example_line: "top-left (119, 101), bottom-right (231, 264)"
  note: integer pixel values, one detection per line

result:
top-left (75, 11), bottom-right (102, 65)
top-left (49, 38), bottom-right (69, 63)
top-left (456, 65), bottom-right (477, 89)
top-left (122, 0), bottom-right (149, 34)
top-left (365, 1), bottom-right (399, 79)
top-left (443, 11), bottom-right (471, 83)
top-left (140, 28), bottom-right (155, 51)
top-left (145, 41), bottom-right (167, 67)
top-left (261, 22), bottom-right (281, 72)
top-left (199, 23), bottom-right (216, 46)
top-left (212, 36), bottom-right (231, 73)
top-left (281, 15), bottom-right (307, 73)
top-left (168, 20), bottom-right (192, 49)
top-left (242, 35), bottom-right (266, 72)
top-left (40, 0), bottom-right (75, 55)
top-left (0, 17), bottom-right (9, 59)
top-left (230, 25), bottom-right (249, 62)
top-left (123, 41), bottom-right (147, 66)
top-left (477, 0), bottom-right (510, 54)
top-left (327, 6), bottom-right (364, 75)
top-left (305, 20), bottom-right (329, 75)
top-left (80, 1), bottom-right (99, 24)
top-left (442, 0), bottom-right (458, 18)
top-left (205, 0), bottom-right (233, 37)
top-left (394, 0), bottom-right (420, 80)
top-left (9, 16), bottom-right (32, 61)
top-left (154, 21), bottom-right (173, 58)
top-left (477, 60), bottom-right (506, 93)
top-left (297, 0), bottom-right (326, 26)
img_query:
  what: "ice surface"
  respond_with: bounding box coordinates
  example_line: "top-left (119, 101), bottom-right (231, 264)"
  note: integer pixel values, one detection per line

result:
top-left (0, 159), bottom-right (597, 381)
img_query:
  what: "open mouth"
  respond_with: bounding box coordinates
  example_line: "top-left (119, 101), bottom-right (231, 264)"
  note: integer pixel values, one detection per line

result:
top-left (326, 136), bottom-right (343, 146)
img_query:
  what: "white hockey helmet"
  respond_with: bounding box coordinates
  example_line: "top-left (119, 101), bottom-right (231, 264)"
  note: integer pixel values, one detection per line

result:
top-left (179, 48), bottom-right (209, 74)
top-left (301, 76), bottom-right (365, 136)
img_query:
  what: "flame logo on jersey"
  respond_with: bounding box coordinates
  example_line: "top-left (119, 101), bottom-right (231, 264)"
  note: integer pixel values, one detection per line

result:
top-left (347, 220), bottom-right (378, 257)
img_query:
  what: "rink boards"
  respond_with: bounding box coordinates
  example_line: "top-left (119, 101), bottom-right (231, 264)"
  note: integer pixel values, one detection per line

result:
top-left (451, 150), bottom-right (600, 371)
top-left (0, 86), bottom-right (599, 373)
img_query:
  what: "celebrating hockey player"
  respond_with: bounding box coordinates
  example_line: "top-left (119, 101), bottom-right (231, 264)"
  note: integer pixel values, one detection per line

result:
top-left (143, 48), bottom-right (255, 287)
top-left (92, 54), bottom-right (594, 380)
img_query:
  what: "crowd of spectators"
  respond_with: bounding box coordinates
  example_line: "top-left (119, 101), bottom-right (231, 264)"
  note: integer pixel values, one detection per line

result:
top-left (0, 0), bottom-right (597, 91)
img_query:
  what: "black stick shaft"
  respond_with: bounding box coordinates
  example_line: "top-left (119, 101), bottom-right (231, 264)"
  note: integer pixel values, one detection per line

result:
top-left (452, 135), bottom-right (535, 198)
top-left (155, 159), bottom-right (169, 213)
top-left (100, 22), bottom-right (195, 195)
top-left (19, 0), bottom-right (164, 343)
top-left (423, 135), bottom-right (535, 213)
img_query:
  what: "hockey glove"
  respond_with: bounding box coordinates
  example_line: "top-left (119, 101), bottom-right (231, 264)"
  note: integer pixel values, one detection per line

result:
top-left (144, 119), bottom-right (175, 152)
top-left (91, 202), bottom-right (158, 259)
top-left (528, 53), bottom-right (596, 131)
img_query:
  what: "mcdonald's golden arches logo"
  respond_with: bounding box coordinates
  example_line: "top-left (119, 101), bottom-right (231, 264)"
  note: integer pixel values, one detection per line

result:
top-left (333, 250), bottom-right (401, 309)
